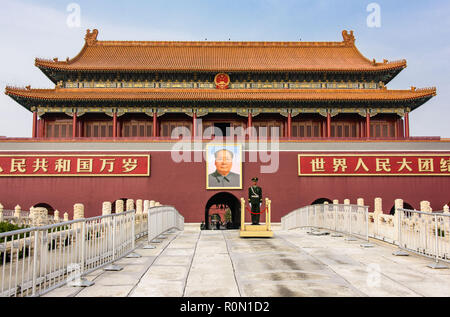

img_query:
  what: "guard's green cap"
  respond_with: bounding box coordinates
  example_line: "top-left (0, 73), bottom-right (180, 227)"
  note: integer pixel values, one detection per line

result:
top-left (252, 177), bottom-right (258, 182)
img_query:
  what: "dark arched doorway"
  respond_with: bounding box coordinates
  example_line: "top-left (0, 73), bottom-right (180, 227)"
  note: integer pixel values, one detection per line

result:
top-left (311, 198), bottom-right (333, 205)
top-left (205, 192), bottom-right (241, 230)
top-left (33, 203), bottom-right (55, 215)
top-left (390, 202), bottom-right (415, 215)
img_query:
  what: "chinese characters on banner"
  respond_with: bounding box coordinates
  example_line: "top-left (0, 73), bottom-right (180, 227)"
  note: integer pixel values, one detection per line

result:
top-left (298, 154), bottom-right (450, 176)
top-left (0, 155), bottom-right (150, 176)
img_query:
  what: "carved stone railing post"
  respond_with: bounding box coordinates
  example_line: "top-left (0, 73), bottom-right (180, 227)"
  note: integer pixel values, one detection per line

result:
top-left (444, 206), bottom-right (450, 244)
top-left (344, 199), bottom-right (351, 231)
top-left (374, 198), bottom-right (383, 237)
top-left (115, 200), bottom-right (124, 213)
top-left (32, 207), bottom-right (48, 227)
top-left (136, 199), bottom-right (143, 213)
top-left (14, 205), bottom-right (22, 225)
top-left (356, 198), bottom-right (366, 237)
top-left (72, 203), bottom-right (85, 267)
top-left (64, 212), bottom-right (69, 222)
top-left (126, 199), bottom-right (134, 211)
top-left (102, 202), bottom-right (112, 228)
top-left (394, 199), bottom-right (404, 243)
top-left (420, 201), bottom-right (433, 245)
top-left (0, 203), bottom-right (4, 223)
top-left (102, 202), bottom-right (112, 216)
top-left (392, 199), bottom-right (410, 256)
top-left (73, 203), bottom-right (85, 236)
top-left (343, 199), bottom-right (356, 241)
top-left (143, 200), bottom-right (150, 215)
top-left (54, 210), bottom-right (60, 222)
top-left (135, 199), bottom-right (143, 235)
top-left (74, 203), bottom-right (85, 220)
top-left (331, 200), bottom-right (339, 232)
top-left (374, 198), bottom-right (382, 215)
top-left (420, 201), bottom-right (431, 213)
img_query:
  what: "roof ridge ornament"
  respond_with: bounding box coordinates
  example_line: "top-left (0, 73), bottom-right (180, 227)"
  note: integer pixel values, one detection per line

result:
top-left (342, 30), bottom-right (355, 46)
top-left (85, 29), bottom-right (99, 46)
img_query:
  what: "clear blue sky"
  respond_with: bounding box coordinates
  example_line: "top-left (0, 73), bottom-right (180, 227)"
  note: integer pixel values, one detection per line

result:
top-left (0, 0), bottom-right (449, 137)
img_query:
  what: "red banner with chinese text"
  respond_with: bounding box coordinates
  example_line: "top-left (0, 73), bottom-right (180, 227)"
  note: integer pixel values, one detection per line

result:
top-left (298, 154), bottom-right (450, 176)
top-left (0, 154), bottom-right (150, 177)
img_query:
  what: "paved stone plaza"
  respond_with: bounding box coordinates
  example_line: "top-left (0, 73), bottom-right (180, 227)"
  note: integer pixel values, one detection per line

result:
top-left (44, 224), bottom-right (450, 297)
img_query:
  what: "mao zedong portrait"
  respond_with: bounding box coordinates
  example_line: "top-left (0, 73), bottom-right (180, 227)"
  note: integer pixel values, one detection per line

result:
top-left (208, 149), bottom-right (241, 188)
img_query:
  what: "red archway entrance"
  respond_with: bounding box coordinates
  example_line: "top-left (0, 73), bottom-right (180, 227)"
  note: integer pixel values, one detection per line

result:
top-left (33, 203), bottom-right (55, 215)
top-left (205, 192), bottom-right (241, 230)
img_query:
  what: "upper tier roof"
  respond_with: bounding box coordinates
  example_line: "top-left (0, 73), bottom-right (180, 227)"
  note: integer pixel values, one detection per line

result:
top-left (34, 29), bottom-right (406, 75)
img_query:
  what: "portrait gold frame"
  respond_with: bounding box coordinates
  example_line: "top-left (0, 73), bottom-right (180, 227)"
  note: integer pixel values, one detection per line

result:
top-left (206, 144), bottom-right (243, 190)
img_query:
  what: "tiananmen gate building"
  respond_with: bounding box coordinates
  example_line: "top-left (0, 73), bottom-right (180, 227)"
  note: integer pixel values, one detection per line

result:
top-left (1, 29), bottom-right (449, 228)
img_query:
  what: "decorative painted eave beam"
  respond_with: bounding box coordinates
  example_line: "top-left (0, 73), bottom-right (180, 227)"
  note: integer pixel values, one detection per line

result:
top-left (32, 106), bottom-right (413, 118)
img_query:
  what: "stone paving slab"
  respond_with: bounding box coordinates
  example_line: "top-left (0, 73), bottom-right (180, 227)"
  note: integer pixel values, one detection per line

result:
top-left (43, 224), bottom-right (450, 297)
top-left (128, 230), bottom-right (200, 297)
top-left (184, 231), bottom-right (240, 297)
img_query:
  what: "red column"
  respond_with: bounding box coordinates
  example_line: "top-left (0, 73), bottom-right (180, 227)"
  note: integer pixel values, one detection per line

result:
top-left (366, 113), bottom-right (371, 139)
top-left (248, 112), bottom-right (253, 138)
top-left (287, 112), bottom-right (292, 138)
top-left (193, 112), bottom-right (197, 138)
top-left (404, 112), bottom-right (410, 138)
top-left (78, 120), bottom-right (83, 138)
top-left (394, 118), bottom-right (399, 138)
top-left (32, 112), bottom-right (37, 138)
top-left (37, 119), bottom-right (42, 138)
top-left (113, 112), bottom-right (117, 138)
top-left (327, 113), bottom-right (331, 138)
top-left (41, 118), bottom-right (46, 138)
top-left (72, 112), bottom-right (77, 138)
top-left (153, 112), bottom-right (157, 137)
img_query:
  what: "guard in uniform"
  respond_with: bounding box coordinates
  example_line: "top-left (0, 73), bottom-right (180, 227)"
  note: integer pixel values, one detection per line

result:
top-left (249, 177), bottom-right (263, 225)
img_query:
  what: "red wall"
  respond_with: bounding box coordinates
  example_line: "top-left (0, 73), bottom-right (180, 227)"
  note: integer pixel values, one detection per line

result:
top-left (0, 151), bottom-right (449, 222)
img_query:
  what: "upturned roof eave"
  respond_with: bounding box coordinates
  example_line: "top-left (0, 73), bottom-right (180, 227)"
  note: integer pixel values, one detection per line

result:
top-left (5, 87), bottom-right (436, 114)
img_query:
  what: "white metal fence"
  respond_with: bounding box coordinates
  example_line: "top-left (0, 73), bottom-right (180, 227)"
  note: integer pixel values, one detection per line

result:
top-left (282, 203), bottom-right (449, 268)
top-left (0, 206), bottom-right (184, 297)
top-left (396, 208), bottom-right (449, 265)
top-left (147, 206), bottom-right (184, 243)
top-left (281, 204), bottom-right (370, 242)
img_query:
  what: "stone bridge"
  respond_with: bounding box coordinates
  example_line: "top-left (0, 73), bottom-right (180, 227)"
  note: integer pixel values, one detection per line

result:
top-left (44, 224), bottom-right (450, 297)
